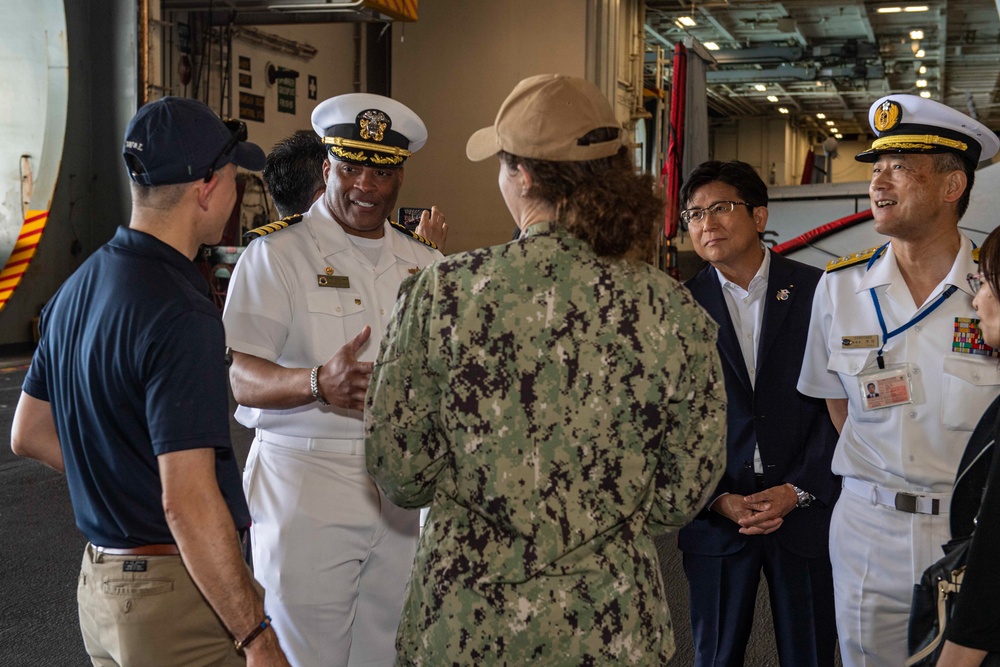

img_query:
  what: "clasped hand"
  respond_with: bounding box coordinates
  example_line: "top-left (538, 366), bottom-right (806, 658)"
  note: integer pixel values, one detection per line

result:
top-left (712, 484), bottom-right (799, 536)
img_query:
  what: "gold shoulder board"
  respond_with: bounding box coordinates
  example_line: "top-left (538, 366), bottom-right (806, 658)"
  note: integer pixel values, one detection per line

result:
top-left (973, 247), bottom-right (980, 264)
top-left (826, 246), bottom-right (881, 273)
top-left (390, 221), bottom-right (438, 250)
top-left (242, 214), bottom-right (303, 242)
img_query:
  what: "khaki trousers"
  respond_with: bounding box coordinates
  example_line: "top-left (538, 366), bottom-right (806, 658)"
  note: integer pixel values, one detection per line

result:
top-left (78, 543), bottom-right (258, 667)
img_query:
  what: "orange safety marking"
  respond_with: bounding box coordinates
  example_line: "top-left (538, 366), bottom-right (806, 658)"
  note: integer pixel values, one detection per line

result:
top-left (0, 209), bottom-right (49, 313)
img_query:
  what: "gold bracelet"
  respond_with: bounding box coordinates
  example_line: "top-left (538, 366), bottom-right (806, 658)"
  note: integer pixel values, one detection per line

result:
top-left (234, 614), bottom-right (271, 652)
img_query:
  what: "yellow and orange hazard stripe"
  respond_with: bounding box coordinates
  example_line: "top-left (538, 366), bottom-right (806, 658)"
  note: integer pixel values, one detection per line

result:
top-left (0, 210), bottom-right (47, 313)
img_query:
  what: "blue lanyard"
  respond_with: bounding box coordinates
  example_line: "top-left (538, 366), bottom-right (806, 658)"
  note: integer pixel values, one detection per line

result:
top-left (866, 242), bottom-right (959, 369)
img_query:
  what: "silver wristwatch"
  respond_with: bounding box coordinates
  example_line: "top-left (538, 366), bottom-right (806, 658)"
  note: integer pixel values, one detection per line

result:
top-left (792, 485), bottom-right (813, 508)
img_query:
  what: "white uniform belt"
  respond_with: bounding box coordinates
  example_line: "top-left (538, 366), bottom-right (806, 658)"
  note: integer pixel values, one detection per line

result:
top-left (842, 477), bottom-right (949, 515)
top-left (256, 430), bottom-right (365, 455)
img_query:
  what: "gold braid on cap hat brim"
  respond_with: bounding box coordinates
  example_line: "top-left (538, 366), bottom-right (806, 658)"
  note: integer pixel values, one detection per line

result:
top-left (323, 136), bottom-right (411, 165)
top-left (872, 134), bottom-right (968, 153)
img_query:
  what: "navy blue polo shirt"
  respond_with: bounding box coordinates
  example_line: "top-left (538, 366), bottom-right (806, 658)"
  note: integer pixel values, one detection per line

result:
top-left (22, 226), bottom-right (250, 548)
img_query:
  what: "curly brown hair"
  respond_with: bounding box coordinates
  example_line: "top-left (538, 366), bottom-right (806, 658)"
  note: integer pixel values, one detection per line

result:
top-left (499, 133), bottom-right (661, 259)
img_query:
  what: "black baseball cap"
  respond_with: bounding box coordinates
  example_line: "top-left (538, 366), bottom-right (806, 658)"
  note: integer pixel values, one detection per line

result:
top-left (122, 96), bottom-right (265, 185)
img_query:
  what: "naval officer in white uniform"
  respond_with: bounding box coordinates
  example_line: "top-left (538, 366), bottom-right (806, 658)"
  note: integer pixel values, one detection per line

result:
top-left (223, 93), bottom-right (444, 667)
top-left (798, 94), bottom-right (1000, 666)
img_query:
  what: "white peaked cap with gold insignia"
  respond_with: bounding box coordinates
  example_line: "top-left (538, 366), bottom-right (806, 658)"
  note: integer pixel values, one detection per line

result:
top-left (311, 93), bottom-right (427, 167)
top-left (856, 94), bottom-right (1000, 164)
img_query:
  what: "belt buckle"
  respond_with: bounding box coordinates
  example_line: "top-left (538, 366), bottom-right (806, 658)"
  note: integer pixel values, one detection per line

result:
top-left (894, 493), bottom-right (917, 513)
top-left (893, 493), bottom-right (940, 515)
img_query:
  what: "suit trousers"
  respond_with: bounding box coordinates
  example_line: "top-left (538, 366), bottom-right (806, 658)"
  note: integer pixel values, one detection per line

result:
top-left (683, 532), bottom-right (836, 667)
top-left (78, 543), bottom-right (255, 667)
top-left (244, 437), bottom-right (419, 667)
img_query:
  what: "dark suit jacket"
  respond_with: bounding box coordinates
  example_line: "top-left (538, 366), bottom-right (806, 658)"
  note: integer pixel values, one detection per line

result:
top-left (678, 251), bottom-right (840, 558)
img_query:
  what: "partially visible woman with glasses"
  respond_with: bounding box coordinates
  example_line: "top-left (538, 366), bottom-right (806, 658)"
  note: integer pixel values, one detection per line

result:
top-left (936, 227), bottom-right (1000, 667)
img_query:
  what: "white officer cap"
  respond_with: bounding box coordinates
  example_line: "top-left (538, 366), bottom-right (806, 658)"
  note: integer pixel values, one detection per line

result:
top-left (311, 93), bottom-right (427, 167)
top-left (856, 94), bottom-right (1000, 164)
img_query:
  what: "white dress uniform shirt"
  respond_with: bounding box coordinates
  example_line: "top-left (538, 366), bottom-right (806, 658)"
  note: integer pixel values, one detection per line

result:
top-left (224, 196), bottom-right (441, 439)
top-left (797, 234), bottom-right (1000, 667)
top-left (798, 234), bottom-right (1000, 491)
top-left (716, 244), bottom-right (769, 473)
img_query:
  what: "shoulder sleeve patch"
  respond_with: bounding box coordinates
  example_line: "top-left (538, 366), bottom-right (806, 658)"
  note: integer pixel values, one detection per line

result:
top-left (390, 221), bottom-right (438, 250)
top-left (242, 214), bottom-right (303, 242)
top-left (826, 246), bottom-right (880, 273)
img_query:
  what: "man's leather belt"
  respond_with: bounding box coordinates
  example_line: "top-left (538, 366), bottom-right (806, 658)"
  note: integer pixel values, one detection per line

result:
top-left (842, 477), bottom-right (947, 515)
top-left (94, 544), bottom-right (180, 556)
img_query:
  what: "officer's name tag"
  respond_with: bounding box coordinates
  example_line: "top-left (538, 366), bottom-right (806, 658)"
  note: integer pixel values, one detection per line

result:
top-left (317, 275), bottom-right (350, 289)
top-left (842, 335), bottom-right (880, 349)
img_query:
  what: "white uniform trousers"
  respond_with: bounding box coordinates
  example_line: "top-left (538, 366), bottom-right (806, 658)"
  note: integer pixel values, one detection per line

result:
top-left (830, 480), bottom-right (951, 667)
top-left (244, 435), bottom-right (419, 667)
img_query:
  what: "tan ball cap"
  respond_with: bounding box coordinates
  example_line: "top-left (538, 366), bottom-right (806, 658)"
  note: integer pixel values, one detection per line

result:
top-left (466, 74), bottom-right (623, 162)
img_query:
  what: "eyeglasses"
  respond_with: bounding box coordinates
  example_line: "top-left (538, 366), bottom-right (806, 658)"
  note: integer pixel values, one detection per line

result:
top-left (968, 272), bottom-right (985, 293)
top-left (203, 119), bottom-right (247, 182)
top-left (681, 200), bottom-right (753, 227)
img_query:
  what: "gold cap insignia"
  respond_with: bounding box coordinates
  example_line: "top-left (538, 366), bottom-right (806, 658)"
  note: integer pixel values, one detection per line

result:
top-left (359, 109), bottom-right (389, 142)
top-left (325, 266), bottom-right (334, 275)
top-left (874, 100), bottom-right (902, 133)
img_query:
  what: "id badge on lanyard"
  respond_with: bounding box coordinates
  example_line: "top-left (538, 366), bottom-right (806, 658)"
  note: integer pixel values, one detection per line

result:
top-left (858, 364), bottom-right (912, 412)
top-left (858, 243), bottom-right (958, 411)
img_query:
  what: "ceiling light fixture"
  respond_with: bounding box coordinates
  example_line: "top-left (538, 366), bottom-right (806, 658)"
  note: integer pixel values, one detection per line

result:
top-left (920, 90), bottom-right (932, 98)
top-left (910, 30), bottom-right (924, 40)
top-left (918, 65), bottom-right (927, 74)
top-left (835, 133), bottom-right (844, 139)
top-left (704, 42), bottom-right (720, 50)
top-left (916, 49), bottom-right (926, 57)
top-left (905, 5), bottom-right (929, 12)
top-left (826, 120), bottom-right (835, 126)
top-left (754, 84), bottom-right (767, 91)
top-left (831, 128), bottom-right (839, 134)
top-left (767, 95), bottom-right (779, 102)
top-left (778, 107), bottom-right (790, 114)
top-left (678, 16), bottom-right (696, 27)
top-left (816, 113), bottom-right (826, 119)
top-left (877, 6), bottom-right (902, 13)
top-left (916, 79), bottom-right (928, 87)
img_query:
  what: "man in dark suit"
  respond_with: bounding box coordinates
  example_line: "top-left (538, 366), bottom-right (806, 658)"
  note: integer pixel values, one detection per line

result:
top-left (677, 160), bottom-right (840, 667)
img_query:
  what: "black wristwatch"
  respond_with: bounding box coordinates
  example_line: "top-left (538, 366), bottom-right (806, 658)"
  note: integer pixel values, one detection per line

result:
top-left (792, 485), bottom-right (814, 508)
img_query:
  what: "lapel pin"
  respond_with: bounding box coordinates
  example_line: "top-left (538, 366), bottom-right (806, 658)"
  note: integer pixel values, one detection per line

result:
top-left (776, 288), bottom-right (790, 301)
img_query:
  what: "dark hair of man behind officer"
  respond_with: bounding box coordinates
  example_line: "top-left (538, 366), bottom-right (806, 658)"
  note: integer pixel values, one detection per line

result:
top-left (263, 133), bottom-right (327, 218)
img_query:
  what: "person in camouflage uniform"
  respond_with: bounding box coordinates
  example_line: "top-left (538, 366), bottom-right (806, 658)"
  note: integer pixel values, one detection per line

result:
top-left (365, 74), bottom-right (727, 666)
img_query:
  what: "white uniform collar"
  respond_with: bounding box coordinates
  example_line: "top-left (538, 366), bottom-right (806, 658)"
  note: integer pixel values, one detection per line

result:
top-left (857, 234), bottom-right (977, 305)
top-left (305, 198), bottom-right (421, 269)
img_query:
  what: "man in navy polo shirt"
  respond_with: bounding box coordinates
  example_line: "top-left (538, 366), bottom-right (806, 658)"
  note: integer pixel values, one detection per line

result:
top-left (11, 97), bottom-right (290, 667)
